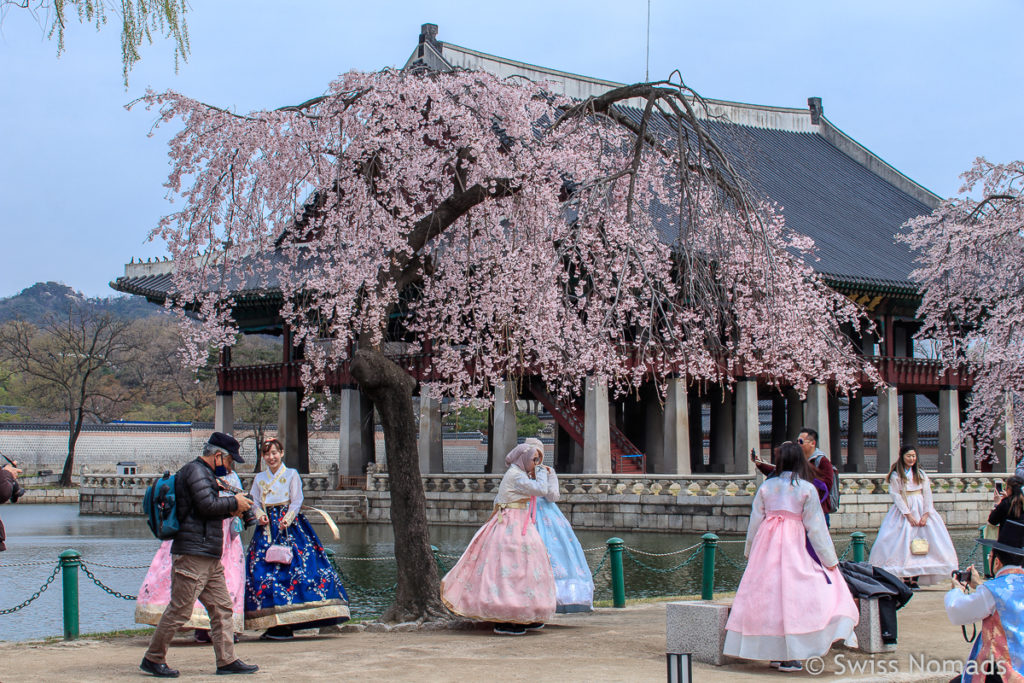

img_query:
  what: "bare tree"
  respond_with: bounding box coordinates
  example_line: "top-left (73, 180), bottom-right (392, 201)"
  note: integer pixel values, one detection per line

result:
top-left (0, 305), bottom-right (138, 484)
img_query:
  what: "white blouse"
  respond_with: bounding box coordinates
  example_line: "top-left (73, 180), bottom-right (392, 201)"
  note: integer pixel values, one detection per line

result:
top-left (888, 471), bottom-right (935, 514)
top-left (494, 465), bottom-right (550, 505)
top-left (543, 467), bottom-right (560, 503)
top-left (250, 465), bottom-right (304, 523)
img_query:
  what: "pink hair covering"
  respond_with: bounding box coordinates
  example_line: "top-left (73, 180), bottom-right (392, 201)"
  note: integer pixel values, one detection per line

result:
top-left (505, 443), bottom-right (540, 471)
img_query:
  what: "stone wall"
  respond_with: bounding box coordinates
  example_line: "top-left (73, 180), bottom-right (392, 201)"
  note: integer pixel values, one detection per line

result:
top-left (17, 488), bottom-right (79, 504)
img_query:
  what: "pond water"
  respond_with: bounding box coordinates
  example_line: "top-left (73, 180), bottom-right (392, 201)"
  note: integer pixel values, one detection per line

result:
top-left (0, 504), bottom-right (988, 642)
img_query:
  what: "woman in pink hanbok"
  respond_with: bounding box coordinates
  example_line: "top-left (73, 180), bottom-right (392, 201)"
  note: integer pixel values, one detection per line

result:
top-left (135, 460), bottom-right (246, 637)
top-left (724, 441), bottom-right (859, 673)
top-left (869, 445), bottom-right (958, 588)
top-left (441, 442), bottom-right (557, 635)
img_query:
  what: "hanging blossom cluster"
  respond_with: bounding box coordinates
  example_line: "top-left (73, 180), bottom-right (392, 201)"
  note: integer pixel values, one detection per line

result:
top-left (136, 68), bottom-right (873, 415)
top-left (903, 158), bottom-right (1024, 462)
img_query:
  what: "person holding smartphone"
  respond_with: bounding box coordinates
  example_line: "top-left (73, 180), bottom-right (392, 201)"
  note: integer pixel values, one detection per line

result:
top-left (990, 476), bottom-right (1024, 529)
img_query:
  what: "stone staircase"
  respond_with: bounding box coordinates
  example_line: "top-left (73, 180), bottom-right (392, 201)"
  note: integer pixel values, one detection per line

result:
top-left (314, 490), bottom-right (369, 523)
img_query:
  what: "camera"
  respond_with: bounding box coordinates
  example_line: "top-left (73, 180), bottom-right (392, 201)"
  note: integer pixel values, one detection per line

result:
top-left (240, 494), bottom-right (258, 528)
top-left (952, 568), bottom-right (974, 585)
top-left (7, 478), bottom-right (25, 503)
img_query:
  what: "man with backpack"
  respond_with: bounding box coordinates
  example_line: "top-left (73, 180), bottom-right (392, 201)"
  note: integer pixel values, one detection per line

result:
top-left (754, 427), bottom-right (838, 525)
top-left (141, 432), bottom-right (258, 678)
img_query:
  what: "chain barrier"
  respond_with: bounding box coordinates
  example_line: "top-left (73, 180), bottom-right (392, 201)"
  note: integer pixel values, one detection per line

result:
top-left (715, 547), bottom-right (748, 571)
top-left (623, 546), bottom-right (703, 574)
top-left (326, 555), bottom-right (397, 619)
top-left (623, 542), bottom-right (701, 558)
top-left (81, 561), bottom-right (150, 569)
top-left (582, 546), bottom-right (605, 554)
top-left (590, 548), bottom-right (610, 578)
top-left (838, 544), bottom-right (852, 562)
top-left (329, 555), bottom-right (396, 562)
top-left (0, 560), bottom-right (61, 568)
top-left (79, 562), bottom-right (137, 601)
top-left (0, 562), bottom-right (60, 615)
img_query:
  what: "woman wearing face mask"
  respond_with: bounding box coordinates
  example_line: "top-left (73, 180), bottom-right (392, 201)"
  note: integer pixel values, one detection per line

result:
top-left (135, 450), bottom-right (247, 639)
top-left (441, 442), bottom-right (557, 635)
top-left (245, 438), bottom-right (349, 641)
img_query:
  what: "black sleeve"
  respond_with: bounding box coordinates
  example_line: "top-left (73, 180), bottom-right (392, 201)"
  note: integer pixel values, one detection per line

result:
top-left (0, 470), bottom-right (13, 505)
top-left (185, 466), bottom-right (237, 520)
top-left (989, 499), bottom-right (1009, 526)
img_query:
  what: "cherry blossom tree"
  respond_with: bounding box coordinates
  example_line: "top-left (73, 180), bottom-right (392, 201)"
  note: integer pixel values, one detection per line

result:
top-left (134, 68), bottom-right (873, 623)
top-left (903, 158), bottom-right (1024, 464)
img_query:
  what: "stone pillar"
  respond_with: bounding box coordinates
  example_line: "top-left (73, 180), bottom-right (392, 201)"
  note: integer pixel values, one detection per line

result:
top-left (708, 384), bottom-right (733, 474)
top-left (994, 393), bottom-right (1016, 474)
top-left (278, 389), bottom-right (308, 474)
top-left (659, 378), bottom-right (691, 474)
top-left (876, 386), bottom-right (899, 474)
top-left (214, 391), bottom-right (234, 435)
top-left (964, 436), bottom-right (977, 473)
top-left (488, 381), bottom-right (519, 472)
top-left (688, 389), bottom-right (704, 472)
top-left (338, 387), bottom-right (372, 477)
top-left (846, 391), bottom-right (866, 473)
top-left (804, 383), bottom-right (830, 459)
top-left (732, 380), bottom-right (758, 475)
top-left (902, 391), bottom-right (918, 448)
top-left (938, 388), bottom-right (961, 474)
top-left (828, 390), bottom-right (842, 470)
top-left (785, 388), bottom-right (802, 440)
top-left (417, 387), bottom-right (444, 474)
top-left (583, 377), bottom-right (612, 474)
top-left (771, 394), bottom-right (787, 447)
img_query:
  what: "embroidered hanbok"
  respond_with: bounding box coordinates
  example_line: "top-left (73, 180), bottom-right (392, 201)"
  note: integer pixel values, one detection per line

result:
top-left (135, 471), bottom-right (246, 632)
top-left (535, 467), bottom-right (594, 613)
top-left (869, 470), bottom-right (958, 586)
top-left (724, 473), bottom-right (859, 661)
top-left (244, 465), bottom-right (349, 630)
top-left (441, 464), bottom-right (557, 624)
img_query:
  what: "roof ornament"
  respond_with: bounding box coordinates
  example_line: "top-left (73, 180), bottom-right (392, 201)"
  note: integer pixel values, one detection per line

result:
top-left (808, 97), bottom-right (823, 125)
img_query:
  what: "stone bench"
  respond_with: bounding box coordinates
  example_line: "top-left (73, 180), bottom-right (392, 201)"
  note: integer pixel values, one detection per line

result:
top-left (666, 596), bottom-right (894, 665)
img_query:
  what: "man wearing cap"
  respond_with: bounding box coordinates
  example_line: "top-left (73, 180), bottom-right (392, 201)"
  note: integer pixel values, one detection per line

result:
top-left (945, 519), bottom-right (1024, 681)
top-left (141, 432), bottom-right (259, 678)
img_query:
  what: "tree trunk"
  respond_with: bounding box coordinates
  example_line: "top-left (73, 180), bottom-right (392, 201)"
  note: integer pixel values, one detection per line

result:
top-left (350, 348), bottom-right (451, 623)
top-left (61, 409), bottom-right (84, 487)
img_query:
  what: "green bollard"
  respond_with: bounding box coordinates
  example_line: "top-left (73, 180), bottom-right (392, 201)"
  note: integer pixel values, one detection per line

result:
top-left (607, 538), bottom-right (625, 608)
top-left (851, 532), bottom-right (866, 563)
top-left (59, 549), bottom-right (81, 641)
top-left (701, 533), bottom-right (718, 600)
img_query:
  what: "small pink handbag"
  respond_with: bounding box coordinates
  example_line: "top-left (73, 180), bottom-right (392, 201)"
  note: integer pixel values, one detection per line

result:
top-left (266, 543), bottom-right (293, 565)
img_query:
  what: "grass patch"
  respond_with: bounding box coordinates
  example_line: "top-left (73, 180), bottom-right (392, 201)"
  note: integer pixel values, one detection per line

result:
top-left (41, 626), bottom-right (154, 643)
top-left (593, 591), bottom-right (737, 608)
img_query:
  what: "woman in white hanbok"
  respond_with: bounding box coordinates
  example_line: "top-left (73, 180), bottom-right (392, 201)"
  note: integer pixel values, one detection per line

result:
top-left (869, 445), bottom-right (957, 587)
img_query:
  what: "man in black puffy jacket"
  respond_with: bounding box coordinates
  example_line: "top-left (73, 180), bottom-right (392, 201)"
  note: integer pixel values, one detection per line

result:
top-left (141, 432), bottom-right (258, 678)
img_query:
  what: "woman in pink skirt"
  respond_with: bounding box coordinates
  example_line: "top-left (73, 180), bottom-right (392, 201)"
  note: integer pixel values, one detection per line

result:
top-left (441, 442), bottom-right (557, 635)
top-left (724, 441), bottom-right (859, 672)
top-left (135, 460), bottom-right (247, 637)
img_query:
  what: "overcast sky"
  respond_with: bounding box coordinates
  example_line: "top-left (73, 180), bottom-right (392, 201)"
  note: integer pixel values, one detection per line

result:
top-left (1, 0), bottom-right (1021, 298)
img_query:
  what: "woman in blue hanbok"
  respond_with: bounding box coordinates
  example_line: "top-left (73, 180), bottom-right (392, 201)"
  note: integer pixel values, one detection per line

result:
top-left (526, 438), bottom-right (594, 613)
top-left (245, 438), bottom-right (349, 640)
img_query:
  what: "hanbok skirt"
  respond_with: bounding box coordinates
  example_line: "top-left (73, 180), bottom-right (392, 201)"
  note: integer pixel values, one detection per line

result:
top-left (868, 494), bottom-right (958, 585)
top-left (724, 511), bottom-right (859, 661)
top-left (244, 506), bottom-right (349, 630)
top-left (535, 497), bottom-right (594, 613)
top-left (441, 506), bottom-right (557, 624)
top-left (135, 518), bottom-right (246, 632)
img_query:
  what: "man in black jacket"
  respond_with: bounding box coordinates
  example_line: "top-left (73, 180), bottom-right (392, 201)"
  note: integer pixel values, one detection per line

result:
top-left (141, 432), bottom-right (258, 678)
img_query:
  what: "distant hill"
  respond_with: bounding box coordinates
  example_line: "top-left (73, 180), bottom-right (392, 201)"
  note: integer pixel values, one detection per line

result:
top-left (0, 282), bottom-right (159, 324)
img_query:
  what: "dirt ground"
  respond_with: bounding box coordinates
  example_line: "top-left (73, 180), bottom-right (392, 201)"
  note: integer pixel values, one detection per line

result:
top-left (0, 587), bottom-right (975, 682)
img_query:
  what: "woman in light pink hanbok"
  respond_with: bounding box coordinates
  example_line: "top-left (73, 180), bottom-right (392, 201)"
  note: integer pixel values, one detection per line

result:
top-left (724, 442), bottom-right (859, 673)
top-left (869, 445), bottom-right (958, 588)
top-left (441, 443), bottom-right (557, 635)
top-left (135, 466), bottom-right (246, 636)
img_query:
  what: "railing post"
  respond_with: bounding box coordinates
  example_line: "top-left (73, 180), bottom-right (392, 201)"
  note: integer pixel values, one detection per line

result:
top-left (607, 537), bottom-right (625, 608)
top-left (851, 531), bottom-right (866, 563)
top-left (701, 533), bottom-right (718, 600)
top-left (59, 549), bottom-right (81, 641)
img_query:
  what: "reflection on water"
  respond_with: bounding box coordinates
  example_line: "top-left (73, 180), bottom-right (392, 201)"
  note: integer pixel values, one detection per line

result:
top-left (0, 504), bottom-right (988, 642)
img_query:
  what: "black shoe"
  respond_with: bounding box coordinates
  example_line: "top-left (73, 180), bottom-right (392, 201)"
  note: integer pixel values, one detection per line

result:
top-left (216, 660), bottom-right (259, 675)
top-left (525, 622), bottom-right (545, 631)
top-left (493, 623), bottom-right (527, 635)
top-left (194, 629), bottom-right (211, 643)
top-left (259, 625), bottom-right (294, 641)
top-left (140, 658), bottom-right (179, 678)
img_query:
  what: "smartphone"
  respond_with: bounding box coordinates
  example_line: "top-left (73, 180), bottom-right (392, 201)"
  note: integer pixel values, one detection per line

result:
top-left (996, 482), bottom-right (1004, 494)
top-left (749, 448), bottom-right (758, 463)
